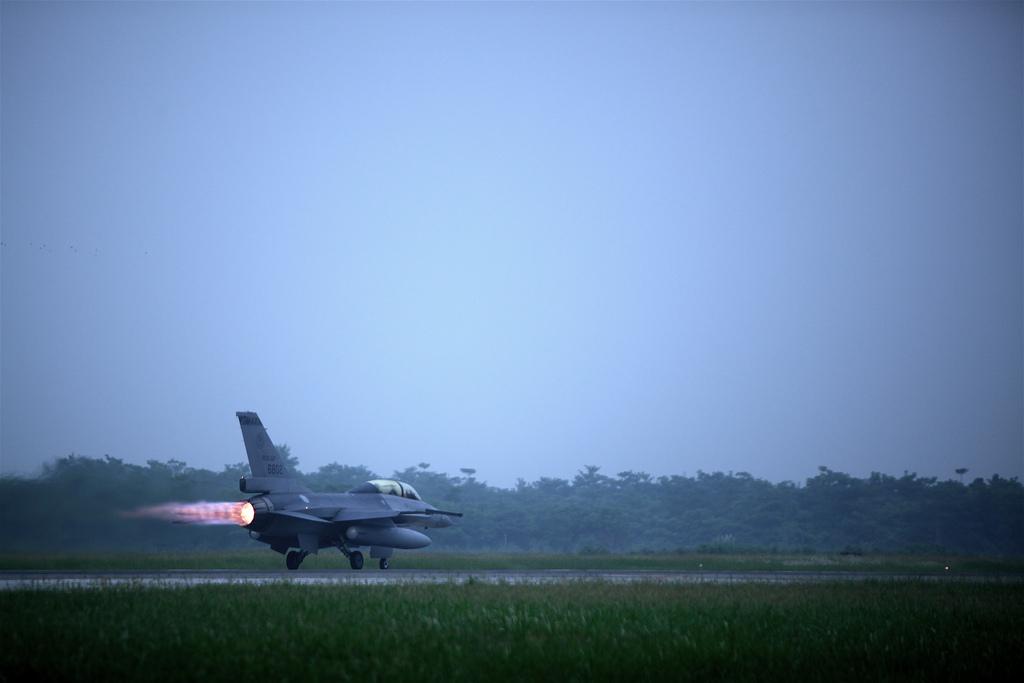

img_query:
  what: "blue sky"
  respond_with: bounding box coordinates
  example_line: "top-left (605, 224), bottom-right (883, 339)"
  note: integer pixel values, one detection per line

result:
top-left (2, 1), bottom-right (1021, 486)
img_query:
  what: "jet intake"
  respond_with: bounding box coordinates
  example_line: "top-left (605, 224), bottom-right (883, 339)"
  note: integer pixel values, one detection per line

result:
top-left (344, 525), bottom-right (431, 549)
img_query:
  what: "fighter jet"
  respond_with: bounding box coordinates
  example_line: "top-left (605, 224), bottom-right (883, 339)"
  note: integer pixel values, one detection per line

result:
top-left (234, 411), bottom-right (461, 570)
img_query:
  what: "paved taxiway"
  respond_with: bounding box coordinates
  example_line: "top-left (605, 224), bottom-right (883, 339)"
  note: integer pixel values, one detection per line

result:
top-left (2, 569), bottom-right (1021, 589)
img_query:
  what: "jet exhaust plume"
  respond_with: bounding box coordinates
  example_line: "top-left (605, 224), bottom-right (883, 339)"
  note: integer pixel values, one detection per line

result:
top-left (124, 501), bottom-right (252, 526)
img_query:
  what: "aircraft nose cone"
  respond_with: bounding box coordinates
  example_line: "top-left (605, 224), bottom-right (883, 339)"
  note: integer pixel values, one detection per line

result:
top-left (435, 515), bottom-right (452, 528)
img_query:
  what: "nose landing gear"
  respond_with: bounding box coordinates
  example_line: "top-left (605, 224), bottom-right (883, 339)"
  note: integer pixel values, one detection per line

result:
top-left (335, 542), bottom-right (364, 570)
top-left (379, 558), bottom-right (390, 570)
top-left (334, 540), bottom-right (370, 570)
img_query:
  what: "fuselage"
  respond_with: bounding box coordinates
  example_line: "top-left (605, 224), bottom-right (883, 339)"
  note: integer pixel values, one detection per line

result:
top-left (244, 491), bottom-right (453, 552)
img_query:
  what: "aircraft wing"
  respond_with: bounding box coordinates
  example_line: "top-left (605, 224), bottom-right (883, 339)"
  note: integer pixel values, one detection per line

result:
top-left (332, 509), bottom-right (402, 523)
top-left (258, 510), bottom-right (335, 536)
top-left (423, 509), bottom-right (463, 518)
top-left (394, 509), bottom-right (463, 519)
top-left (272, 510), bottom-right (333, 525)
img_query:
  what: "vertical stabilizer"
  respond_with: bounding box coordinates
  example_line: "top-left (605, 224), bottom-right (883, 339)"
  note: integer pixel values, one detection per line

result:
top-left (236, 411), bottom-right (292, 478)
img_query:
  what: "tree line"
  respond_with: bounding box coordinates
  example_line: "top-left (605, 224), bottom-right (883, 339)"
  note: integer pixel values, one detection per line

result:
top-left (0, 452), bottom-right (1020, 554)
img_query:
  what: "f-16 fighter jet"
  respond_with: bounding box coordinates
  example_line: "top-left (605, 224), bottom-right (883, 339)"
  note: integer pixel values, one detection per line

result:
top-left (234, 411), bottom-right (461, 570)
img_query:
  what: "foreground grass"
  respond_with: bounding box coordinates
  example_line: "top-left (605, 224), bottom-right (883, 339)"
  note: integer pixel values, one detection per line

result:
top-left (2, 550), bottom-right (1023, 573)
top-left (1, 582), bottom-right (1021, 681)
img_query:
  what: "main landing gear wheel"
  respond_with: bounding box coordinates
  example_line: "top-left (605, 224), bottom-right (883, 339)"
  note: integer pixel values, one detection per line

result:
top-left (349, 551), bottom-right (364, 570)
top-left (286, 550), bottom-right (306, 571)
top-left (379, 558), bottom-right (390, 570)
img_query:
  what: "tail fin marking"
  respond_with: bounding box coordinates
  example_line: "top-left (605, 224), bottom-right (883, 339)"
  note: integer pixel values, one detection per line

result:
top-left (236, 411), bottom-right (292, 478)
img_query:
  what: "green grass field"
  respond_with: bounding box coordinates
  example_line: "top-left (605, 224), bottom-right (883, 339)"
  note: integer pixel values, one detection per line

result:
top-left (1, 550), bottom-right (1023, 573)
top-left (1, 582), bottom-right (1021, 681)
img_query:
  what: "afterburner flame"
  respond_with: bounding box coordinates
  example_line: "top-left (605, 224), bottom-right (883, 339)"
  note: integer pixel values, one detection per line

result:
top-left (124, 501), bottom-right (253, 526)
top-left (237, 501), bottom-right (255, 526)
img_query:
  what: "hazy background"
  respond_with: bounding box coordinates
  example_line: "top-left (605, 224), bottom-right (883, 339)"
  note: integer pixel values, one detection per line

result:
top-left (2, 1), bottom-right (1021, 487)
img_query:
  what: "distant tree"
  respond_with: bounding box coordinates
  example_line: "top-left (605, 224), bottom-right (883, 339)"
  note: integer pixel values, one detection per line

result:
top-left (166, 459), bottom-right (189, 477)
top-left (1, 455), bottom-right (1021, 555)
top-left (276, 443), bottom-right (300, 472)
top-left (221, 462), bottom-right (249, 478)
top-left (574, 465), bottom-right (609, 489)
top-left (616, 471), bottom-right (653, 486)
top-left (302, 463), bottom-right (378, 492)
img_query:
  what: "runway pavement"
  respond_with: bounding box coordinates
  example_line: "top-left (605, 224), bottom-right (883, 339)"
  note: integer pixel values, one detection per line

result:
top-left (2, 569), bottom-right (1022, 589)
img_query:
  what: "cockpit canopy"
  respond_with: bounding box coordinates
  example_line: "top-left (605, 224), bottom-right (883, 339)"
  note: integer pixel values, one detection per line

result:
top-left (349, 479), bottom-right (422, 501)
